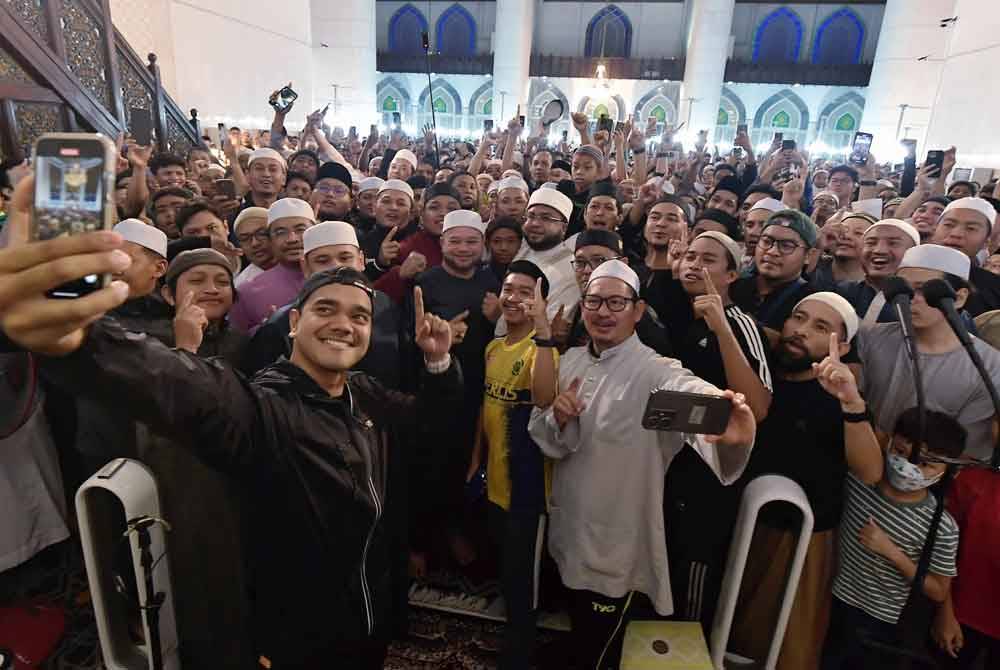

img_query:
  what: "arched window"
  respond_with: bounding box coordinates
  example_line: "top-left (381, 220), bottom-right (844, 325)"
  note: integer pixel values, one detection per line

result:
top-left (835, 113), bottom-right (856, 131)
top-left (482, 99), bottom-right (492, 116)
top-left (771, 110), bottom-right (791, 128)
top-left (419, 79), bottom-right (463, 132)
top-left (436, 3), bottom-right (476, 57)
top-left (388, 4), bottom-right (428, 56)
top-left (812, 8), bottom-right (864, 65)
top-left (377, 77), bottom-right (411, 127)
top-left (593, 103), bottom-right (610, 120)
top-left (652, 106), bottom-right (667, 124)
top-left (715, 88), bottom-right (745, 146)
top-left (528, 85), bottom-right (571, 138)
top-left (818, 92), bottom-right (865, 151)
top-left (382, 97), bottom-right (398, 112)
top-left (634, 89), bottom-right (677, 137)
top-left (752, 89), bottom-right (809, 147)
top-left (753, 8), bottom-right (803, 64)
top-left (585, 5), bottom-right (632, 58)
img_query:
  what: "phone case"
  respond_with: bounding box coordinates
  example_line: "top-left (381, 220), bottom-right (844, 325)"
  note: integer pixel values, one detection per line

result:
top-left (641, 390), bottom-right (731, 435)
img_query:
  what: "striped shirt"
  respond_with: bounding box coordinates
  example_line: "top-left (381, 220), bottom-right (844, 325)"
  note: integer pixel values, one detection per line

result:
top-left (833, 473), bottom-right (959, 624)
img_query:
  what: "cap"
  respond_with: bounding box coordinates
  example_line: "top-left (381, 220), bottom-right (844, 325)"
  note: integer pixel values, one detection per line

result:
top-left (393, 149), bottom-right (418, 169)
top-left (973, 310), bottom-right (1000, 350)
top-left (164, 248), bottom-right (233, 286)
top-left (315, 161), bottom-right (353, 188)
top-left (794, 292), bottom-right (859, 341)
top-left (528, 188), bottom-right (573, 222)
top-left (864, 218), bottom-right (920, 247)
top-left (497, 176), bottom-right (530, 194)
top-left (943, 197), bottom-right (998, 230)
top-left (586, 258), bottom-right (639, 295)
top-left (694, 231), bottom-right (742, 267)
top-left (851, 198), bottom-right (884, 219)
top-left (304, 221), bottom-right (360, 254)
top-left (377, 179), bottom-right (415, 200)
top-left (575, 229), bottom-right (624, 255)
top-left (763, 209), bottom-right (818, 248)
top-left (575, 145), bottom-right (606, 167)
top-left (248, 147), bottom-right (286, 168)
top-left (357, 177), bottom-right (384, 193)
top-left (268, 197), bottom-right (316, 227)
top-left (441, 210), bottom-right (486, 235)
top-left (114, 219), bottom-right (167, 258)
top-left (898, 244), bottom-right (971, 280)
top-left (487, 181), bottom-right (501, 195)
top-left (293, 267), bottom-right (374, 311)
top-left (750, 197), bottom-right (786, 214)
top-left (233, 206), bottom-right (270, 234)
top-left (506, 259), bottom-right (549, 298)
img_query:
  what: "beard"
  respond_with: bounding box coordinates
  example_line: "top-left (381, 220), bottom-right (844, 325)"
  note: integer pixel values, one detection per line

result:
top-left (526, 231), bottom-right (563, 252)
top-left (776, 338), bottom-right (816, 372)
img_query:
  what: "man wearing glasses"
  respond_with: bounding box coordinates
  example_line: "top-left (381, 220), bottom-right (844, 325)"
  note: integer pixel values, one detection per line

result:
top-left (310, 162), bottom-right (354, 223)
top-left (731, 209), bottom-right (819, 331)
top-left (529, 259), bottom-right (756, 669)
top-left (229, 198), bottom-right (316, 332)
top-left (232, 207), bottom-right (276, 288)
top-left (826, 165), bottom-right (859, 211)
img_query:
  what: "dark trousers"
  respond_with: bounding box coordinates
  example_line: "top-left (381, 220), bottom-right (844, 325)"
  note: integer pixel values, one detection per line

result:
top-left (257, 638), bottom-right (388, 670)
top-left (488, 502), bottom-right (545, 670)
top-left (566, 588), bottom-right (660, 670)
top-left (821, 597), bottom-right (908, 670)
top-left (935, 623), bottom-right (1000, 669)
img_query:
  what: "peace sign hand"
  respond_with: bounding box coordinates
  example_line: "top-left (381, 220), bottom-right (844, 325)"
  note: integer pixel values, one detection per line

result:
top-left (813, 332), bottom-right (863, 409)
top-left (692, 268), bottom-right (729, 335)
top-left (414, 286), bottom-right (452, 362)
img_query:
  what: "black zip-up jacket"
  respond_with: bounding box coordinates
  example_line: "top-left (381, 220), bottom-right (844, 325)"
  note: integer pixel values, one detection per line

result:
top-left (39, 318), bottom-right (463, 664)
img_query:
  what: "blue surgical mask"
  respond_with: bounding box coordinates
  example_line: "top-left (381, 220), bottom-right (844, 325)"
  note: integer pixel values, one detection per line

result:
top-left (885, 444), bottom-right (942, 492)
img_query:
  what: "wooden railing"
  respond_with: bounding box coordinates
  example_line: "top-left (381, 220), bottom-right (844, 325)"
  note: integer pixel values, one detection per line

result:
top-left (0, 0), bottom-right (201, 161)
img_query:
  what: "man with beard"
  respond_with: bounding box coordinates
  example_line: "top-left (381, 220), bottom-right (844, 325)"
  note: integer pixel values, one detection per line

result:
top-left (374, 184), bottom-right (462, 303)
top-left (362, 180), bottom-right (416, 273)
top-left (354, 177), bottom-right (384, 234)
top-left (732, 293), bottom-right (883, 670)
top-left (232, 207), bottom-right (276, 288)
top-left (529, 149), bottom-right (553, 188)
top-left (310, 162), bottom-right (354, 223)
top-left (229, 198), bottom-right (316, 332)
top-left (635, 196), bottom-right (689, 287)
top-left (109, 219), bottom-right (172, 338)
top-left (810, 213), bottom-right (874, 287)
top-left (741, 197), bottom-right (784, 274)
top-left (705, 176), bottom-right (742, 217)
top-left (811, 191), bottom-right (839, 228)
top-left (837, 219), bottom-right (920, 323)
top-left (930, 197), bottom-right (1000, 316)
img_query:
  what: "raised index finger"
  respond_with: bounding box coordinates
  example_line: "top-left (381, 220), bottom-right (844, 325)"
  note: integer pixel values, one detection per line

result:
top-left (828, 332), bottom-right (841, 364)
top-left (702, 268), bottom-right (719, 296)
top-left (414, 285), bottom-right (425, 325)
top-left (385, 226), bottom-right (399, 242)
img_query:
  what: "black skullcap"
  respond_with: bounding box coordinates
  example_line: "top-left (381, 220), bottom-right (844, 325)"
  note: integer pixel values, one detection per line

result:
top-left (486, 217), bottom-right (523, 240)
top-left (422, 182), bottom-right (461, 204)
top-left (552, 159), bottom-right (572, 173)
top-left (923, 195), bottom-right (951, 208)
top-left (575, 229), bottom-right (624, 255)
top-left (407, 175), bottom-right (429, 190)
top-left (289, 149), bottom-right (320, 169)
top-left (293, 267), bottom-right (374, 312)
top-left (740, 184), bottom-right (781, 203)
top-left (587, 180), bottom-right (622, 206)
top-left (829, 165), bottom-right (860, 183)
top-left (506, 260), bottom-right (549, 298)
top-left (315, 161), bottom-right (352, 189)
top-left (696, 208), bottom-right (743, 241)
top-left (712, 175), bottom-right (742, 198)
top-left (652, 194), bottom-right (692, 221)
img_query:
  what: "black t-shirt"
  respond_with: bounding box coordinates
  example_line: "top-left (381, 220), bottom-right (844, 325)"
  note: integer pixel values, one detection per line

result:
top-left (966, 265), bottom-right (1000, 317)
top-left (741, 377), bottom-right (846, 531)
top-left (730, 275), bottom-right (815, 331)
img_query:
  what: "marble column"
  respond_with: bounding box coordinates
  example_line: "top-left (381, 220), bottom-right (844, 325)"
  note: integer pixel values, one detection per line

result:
top-left (492, 0), bottom-right (535, 123)
top-left (311, 0), bottom-right (378, 127)
top-left (679, 0), bottom-right (735, 140)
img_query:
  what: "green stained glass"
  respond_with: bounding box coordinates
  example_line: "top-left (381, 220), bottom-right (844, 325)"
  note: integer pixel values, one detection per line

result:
top-left (835, 113), bottom-right (856, 131)
top-left (771, 110), bottom-right (791, 128)
top-left (651, 106), bottom-right (667, 123)
top-left (433, 97), bottom-right (447, 113)
top-left (593, 103), bottom-right (609, 120)
top-left (382, 96), bottom-right (397, 112)
top-left (482, 98), bottom-right (492, 115)
top-left (717, 108), bottom-right (729, 125)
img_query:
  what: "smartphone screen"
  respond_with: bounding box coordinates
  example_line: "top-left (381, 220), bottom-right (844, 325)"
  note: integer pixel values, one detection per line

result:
top-left (33, 133), bottom-right (116, 297)
top-left (215, 178), bottom-right (236, 199)
top-left (773, 132), bottom-right (783, 144)
top-left (392, 111), bottom-right (401, 127)
top-left (271, 86), bottom-right (298, 113)
top-left (562, 130), bottom-right (568, 141)
top-left (737, 123), bottom-right (748, 135)
top-left (484, 119), bottom-right (494, 132)
top-left (901, 139), bottom-right (917, 159)
top-left (926, 150), bottom-right (945, 177)
top-left (518, 115), bottom-right (525, 128)
top-left (349, 126), bottom-right (357, 137)
top-left (130, 108), bottom-right (153, 146)
top-left (849, 132), bottom-right (873, 166)
top-left (781, 139), bottom-right (796, 152)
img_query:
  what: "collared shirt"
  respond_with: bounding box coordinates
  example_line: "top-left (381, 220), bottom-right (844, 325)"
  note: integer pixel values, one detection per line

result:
top-left (528, 334), bottom-right (754, 614)
top-left (228, 263), bottom-right (305, 334)
top-left (234, 263), bottom-right (266, 289)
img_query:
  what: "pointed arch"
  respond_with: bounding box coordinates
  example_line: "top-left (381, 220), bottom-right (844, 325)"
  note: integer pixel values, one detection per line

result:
top-left (585, 5), bottom-right (632, 58)
top-left (819, 91), bottom-right (866, 149)
top-left (388, 4), bottom-right (428, 56)
top-left (715, 88), bottom-right (745, 145)
top-left (376, 76), bottom-right (412, 124)
top-left (436, 3), bottom-right (476, 57)
top-left (418, 78), bottom-right (463, 131)
top-left (527, 81), bottom-right (571, 137)
top-left (633, 88), bottom-right (678, 134)
top-left (577, 95), bottom-right (627, 122)
top-left (752, 88), bottom-right (810, 147)
top-left (812, 8), bottom-right (865, 65)
top-left (469, 80), bottom-right (494, 116)
top-left (753, 7), bottom-right (804, 64)
top-left (720, 87), bottom-right (747, 125)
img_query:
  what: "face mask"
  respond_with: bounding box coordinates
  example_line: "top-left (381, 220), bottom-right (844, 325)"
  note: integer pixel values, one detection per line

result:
top-left (885, 445), bottom-right (942, 492)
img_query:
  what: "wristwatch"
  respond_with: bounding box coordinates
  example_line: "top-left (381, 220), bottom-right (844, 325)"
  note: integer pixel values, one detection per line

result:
top-left (842, 407), bottom-right (870, 423)
top-left (859, 179), bottom-right (876, 187)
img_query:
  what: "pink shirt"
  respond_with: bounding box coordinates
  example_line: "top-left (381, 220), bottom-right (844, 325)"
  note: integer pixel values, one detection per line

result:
top-left (229, 263), bottom-right (304, 334)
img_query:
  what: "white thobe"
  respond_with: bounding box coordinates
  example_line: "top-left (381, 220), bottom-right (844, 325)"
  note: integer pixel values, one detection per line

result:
top-left (528, 334), bottom-right (754, 615)
top-left (496, 239), bottom-right (581, 336)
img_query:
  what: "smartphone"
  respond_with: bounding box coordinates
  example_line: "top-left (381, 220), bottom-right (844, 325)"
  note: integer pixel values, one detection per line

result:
top-left (32, 133), bottom-right (117, 298)
top-left (391, 111), bottom-right (401, 127)
top-left (666, 150), bottom-right (677, 159)
top-left (737, 123), bottom-right (748, 135)
top-left (130, 108), bottom-right (153, 146)
top-left (925, 150), bottom-right (945, 177)
top-left (732, 146), bottom-right (743, 158)
top-left (349, 126), bottom-right (357, 137)
top-left (849, 132), bottom-right (874, 166)
top-left (598, 115), bottom-right (613, 133)
top-left (773, 132), bottom-right (783, 144)
top-left (642, 390), bottom-right (732, 435)
top-left (901, 138), bottom-right (917, 159)
top-left (215, 178), bottom-right (236, 199)
top-left (518, 115), bottom-right (525, 128)
top-left (781, 139), bottom-right (796, 152)
top-left (269, 85), bottom-right (298, 113)
top-left (615, 121), bottom-right (625, 133)
top-left (562, 129), bottom-right (568, 141)
top-left (484, 119), bottom-right (494, 132)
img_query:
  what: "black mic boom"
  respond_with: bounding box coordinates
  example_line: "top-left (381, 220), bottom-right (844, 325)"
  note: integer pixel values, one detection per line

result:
top-left (885, 276), bottom-right (926, 463)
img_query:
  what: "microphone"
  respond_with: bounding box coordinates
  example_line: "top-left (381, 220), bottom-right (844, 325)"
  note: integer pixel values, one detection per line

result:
top-left (885, 276), bottom-right (926, 463)
top-left (922, 278), bottom-right (1000, 469)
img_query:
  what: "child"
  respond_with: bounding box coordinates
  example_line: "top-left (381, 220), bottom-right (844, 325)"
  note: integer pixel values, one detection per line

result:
top-left (822, 407), bottom-right (963, 669)
top-left (474, 260), bottom-right (558, 669)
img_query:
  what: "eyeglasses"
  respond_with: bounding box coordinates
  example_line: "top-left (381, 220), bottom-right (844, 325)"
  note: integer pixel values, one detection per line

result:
top-left (758, 235), bottom-right (805, 255)
top-left (581, 295), bottom-right (637, 312)
top-left (571, 255), bottom-right (621, 271)
top-left (237, 230), bottom-right (271, 244)
top-left (525, 212), bottom-right (564, 226)
top-left (316, 184), bottom-right (349, 197)
top-left (271, 224), bottom-right (310, 239)
top-left (829, 177), bottom-right (853, 186)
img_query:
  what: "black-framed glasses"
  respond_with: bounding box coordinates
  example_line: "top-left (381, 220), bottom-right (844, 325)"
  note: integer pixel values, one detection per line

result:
top-left (237, 229), bottom-right (271, 244)
top-left (571, 255), bottom-right (622, 272)
top-left (581, 295), bottom-right (637, 312)
top-left (525, 211), bottom-right (564, 225)
top-left (758, 235), bottom-right (805, 255)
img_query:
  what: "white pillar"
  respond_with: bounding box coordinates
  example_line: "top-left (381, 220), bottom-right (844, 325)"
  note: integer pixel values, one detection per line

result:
top-left (492, 0), bottom-right (535, 124)
top-left (311, 0), bottom-right (378, 128)
top-left (861, 0), bottom-right (957, 158)
top-left (679, 0), bottom-right (735, 141)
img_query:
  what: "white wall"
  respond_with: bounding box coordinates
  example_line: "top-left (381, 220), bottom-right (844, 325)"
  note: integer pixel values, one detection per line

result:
top-left (109, 0), bottom-right (179, 96)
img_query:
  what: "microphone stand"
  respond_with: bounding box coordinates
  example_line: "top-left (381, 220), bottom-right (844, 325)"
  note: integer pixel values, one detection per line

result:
top-left (885, 277), bottom-right (926, 463)
top-left (421, 31), bottom-right (441, 169)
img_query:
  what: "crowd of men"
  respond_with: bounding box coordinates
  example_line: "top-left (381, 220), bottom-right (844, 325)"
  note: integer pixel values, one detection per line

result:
top-left (1, 98), bottom-right (999, 670)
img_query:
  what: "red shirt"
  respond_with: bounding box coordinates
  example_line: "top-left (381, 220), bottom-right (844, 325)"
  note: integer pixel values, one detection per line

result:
top-left (373, 229), bottom-right (443, 303)
top-left (947, 468), bottom-right (1000, 638)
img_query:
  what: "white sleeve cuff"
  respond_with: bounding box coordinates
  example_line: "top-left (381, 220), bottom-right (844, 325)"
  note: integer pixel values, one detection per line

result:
top-left (424, 354), bottom-right (452, 375)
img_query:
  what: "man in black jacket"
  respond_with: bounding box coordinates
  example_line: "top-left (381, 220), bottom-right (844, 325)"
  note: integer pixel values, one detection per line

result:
top-left (0, 177), bottom-right (461, 669)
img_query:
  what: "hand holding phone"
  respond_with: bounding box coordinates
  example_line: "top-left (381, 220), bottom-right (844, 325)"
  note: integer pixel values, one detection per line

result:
top-left (849, 132), bottom-right (873, 167)
top-left (269, 84), bottom-right (298, 114)
top-left (642, 390), bottom-right (732, 435)
top-left (925, 150), bottom-right (945, 178)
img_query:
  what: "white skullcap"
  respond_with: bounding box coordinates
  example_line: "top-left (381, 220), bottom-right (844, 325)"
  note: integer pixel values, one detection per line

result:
top-left (794, 292), bottom-right (859, 342)
top-left (528, 188), bottom-right (573, 222)
top-left (486, 159), bottom-right (503, 168)
top-left (497, 176), bottom-right (529, 194)
top-left (695, 231), bottom-right (742, 267)
top-left (441, 210), bottom-right (486, 235)
top-left (586, 259), bottom-right (640, 295)
top-left (487, 181), bottom-right (500, 194)
top-left (114, 219), bottom-right (167, 258)
top-left (233, 207), bottom-right (269, 234)
top-left (812, 191), bottom-right (840, 206)
top-left (660, 179), bottom-right (675, 195)
top-left (899, 244), bottom-right (971, 280)
top-left (750, 197), bottom-right (786, 214)
top-left (267, 197), bottom-right (316, 227)
top-left (202, 164), bottom-right (225, 178)
top-left (377, 179), bottom-right (414, 200)
top-left (864, 218), bottom-right (920, 247)
top-left (851, 198), bottom-right (883, 219)
top-left (539, 182), bottom-right (558, 190)
top-left (944, 197), bottom-right (998, 230)
top-left (502, 169), bottom-right (523, 180)
top-left (304, 221), bottom-right (360, 254)
top-left (876, 179), bottom-right (895, 190)
top-left (248, 147), bottom-right (286, 168)
top-left (392, 149), bottom-right (418, 169)
top-left (512, 151), bottom-right (524, 165)
top-left (358, 177), bottom-right (384, 193)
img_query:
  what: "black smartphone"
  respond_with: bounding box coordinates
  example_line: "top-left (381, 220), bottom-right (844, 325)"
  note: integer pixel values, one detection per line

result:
top-left (130, 107), bottom-right (153, 146)
top-left (349, 126), bottom-right (357, 137)
top-left (518, 115), bottom-right (525, 128)
top-left (773, 132), bottom-right (783, 144)
top-left (484, 119), bottom-right (494, 132)
top-left (562, 129), bottom-right (568, 141)
top-left (642, 390), bottom-right (732, 435)
top-left (215, 178), bottom-right (236, 199)
top-left (901, 138), bottom-right (917, 159)
top-left (926, 150), bottom-right (945, 177)
top-left (392, 111), bottom-right (401, 127)
top-left (615, 121), bottom-right (625, 133)
top-left (269, 85), bottom-right (298, 113)
top-left (849, 131), bottom-right (874, 166)
top-left (781, 139), bottom-right (796, 152)
top-left (598, 115), bottom-right (613, 133)
top-left (32, 133), bottom-right (117, 298)
top-left (737, 123), bottom-right (748, 135)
